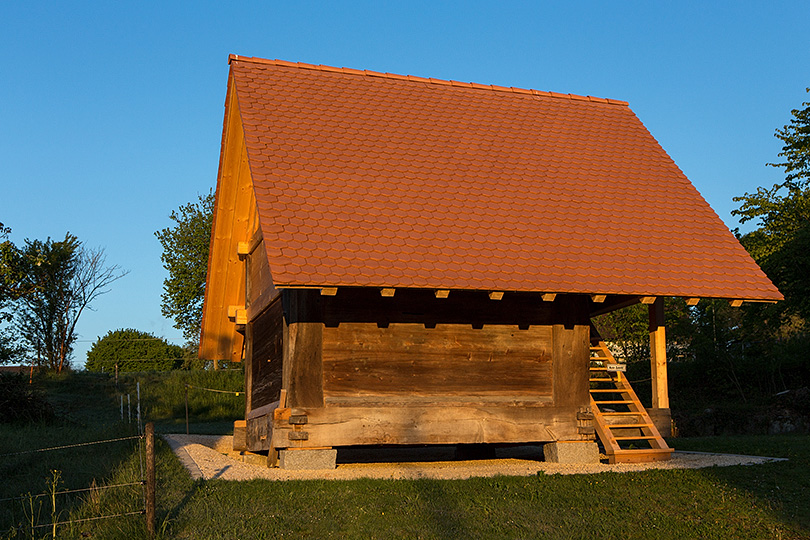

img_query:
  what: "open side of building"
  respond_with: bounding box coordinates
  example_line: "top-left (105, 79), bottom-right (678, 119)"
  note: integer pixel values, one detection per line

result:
top-left (200, 56), bottom-right (782, 467)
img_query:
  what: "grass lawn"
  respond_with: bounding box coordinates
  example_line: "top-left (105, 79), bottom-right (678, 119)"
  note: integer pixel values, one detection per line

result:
top-left (2, 371), bottom-right (809, 539)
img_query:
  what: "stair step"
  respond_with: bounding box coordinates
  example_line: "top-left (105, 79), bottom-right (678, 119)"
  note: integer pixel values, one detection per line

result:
top-left (607, 448), bottom-right (673, 464)
top-left (589, 337), bottom-right (672, 464)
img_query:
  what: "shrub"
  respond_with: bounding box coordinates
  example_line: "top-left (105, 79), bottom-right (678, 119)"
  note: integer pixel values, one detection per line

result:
top-left (85, 328), bottom-right (185, 372)
top-left (0, 373), bottom-right (54, 423)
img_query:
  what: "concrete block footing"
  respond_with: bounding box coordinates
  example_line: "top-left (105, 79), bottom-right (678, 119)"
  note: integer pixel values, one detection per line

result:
top-left (647, 408), bottom-right (673, 438)
top-left (278, 448), bottom-right (337, 470)
top-left (543, 441), bottom-right (600, 464)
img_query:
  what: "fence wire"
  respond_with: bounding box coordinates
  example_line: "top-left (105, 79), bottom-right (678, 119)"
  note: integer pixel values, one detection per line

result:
top-left (1, 428), bottom-right (148, 536)
top-left (0, 435), bottom-right (142, 458)
top-left (0, 481), bottom-right (143, 503)
top-left (1, 510), bottom-right (146, 534)
top-left (185, 383), bottom-right (242, 396)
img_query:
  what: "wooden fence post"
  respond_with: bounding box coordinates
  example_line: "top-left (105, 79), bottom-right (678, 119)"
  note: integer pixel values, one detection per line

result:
top-left (145, 422), bottom-right (156, 539)
top-left (185, 387), bottom-right (190, 435)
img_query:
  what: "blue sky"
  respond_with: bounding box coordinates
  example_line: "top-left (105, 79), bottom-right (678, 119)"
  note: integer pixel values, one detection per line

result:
top-left (1, 1), bottom-right (808, 367)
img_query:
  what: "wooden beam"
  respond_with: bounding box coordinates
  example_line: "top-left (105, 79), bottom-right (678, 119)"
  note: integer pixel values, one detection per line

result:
top-left (590, 294), bottom-right (607, 303)
top-left (248, 226), bottom-right (263, 254)
top-left (435, 289), bottom-right (450, 299)
top-left (541, 293), bottom-right (557, 302)
top-left (489, 291), bottom-right (504, 300)
top-left (227, 305), bottom-right (247, 325)
top-left (320, 287), bottom-right (338, 296)
top-left (237, 241), bottom-right (250, 260)
top-left (380, 288), bottom-right (396, 297)
top-left (686, 298), bottom-right (700, 306)
top-left (640, 296), bottom-right (657, 305)
top-left (648, 297), bottom-right (669, 410)
top-left (729, 299), bottom-right (744, 308)
top-left (589, 295), bottom-right (641, 317)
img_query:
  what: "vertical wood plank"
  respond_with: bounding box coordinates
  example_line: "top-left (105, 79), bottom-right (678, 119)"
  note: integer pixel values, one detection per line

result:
top-left (552, 323), bottom-right (590, 409)
top-left (283, 290), bottom-right (324, 408)
top-left (244, 321), bottom-right (254, 415)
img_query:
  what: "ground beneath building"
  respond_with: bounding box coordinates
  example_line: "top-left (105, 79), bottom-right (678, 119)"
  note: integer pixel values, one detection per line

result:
top-left (163, 434), bottom-right (786, 481)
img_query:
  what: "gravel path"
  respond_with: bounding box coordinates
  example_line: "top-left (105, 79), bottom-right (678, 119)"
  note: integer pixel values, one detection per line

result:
top-left (162, 434), bottom-right (786, 482)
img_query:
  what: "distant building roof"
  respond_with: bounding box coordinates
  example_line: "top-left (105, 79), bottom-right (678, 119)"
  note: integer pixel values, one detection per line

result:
top-left (225, 55), bottom-right (780, 301)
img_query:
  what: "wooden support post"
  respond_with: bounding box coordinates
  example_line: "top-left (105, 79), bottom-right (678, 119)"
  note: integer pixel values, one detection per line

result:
top-left (185, 386), bottom-right (189, 435)
top-left (648, 297), bottom-right (669, 409)
top-left (145, 422), bottom-right (156, 539)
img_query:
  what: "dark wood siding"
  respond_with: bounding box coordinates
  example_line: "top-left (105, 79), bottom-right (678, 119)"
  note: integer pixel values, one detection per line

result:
top-left (249, 296), bottom-right (283, 409)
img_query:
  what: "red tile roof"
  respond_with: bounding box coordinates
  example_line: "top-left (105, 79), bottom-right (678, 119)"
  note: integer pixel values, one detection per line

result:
top-left (227, 55), bottom-right (781, 301)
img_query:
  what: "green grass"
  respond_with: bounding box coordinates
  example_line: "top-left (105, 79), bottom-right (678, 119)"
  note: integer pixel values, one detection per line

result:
top-left (2, 372), bottom-right (810, 539)
top-left (117, 369), bottom-right (244, 434)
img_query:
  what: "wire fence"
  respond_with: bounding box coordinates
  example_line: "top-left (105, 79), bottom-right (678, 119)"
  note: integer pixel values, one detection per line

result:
top-left (1, 378), bottom-right (157, 540)
top-left (0, 433), bottom-right (149, 538)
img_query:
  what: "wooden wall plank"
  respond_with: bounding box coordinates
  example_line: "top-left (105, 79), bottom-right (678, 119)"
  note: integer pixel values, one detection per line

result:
top-left (271, 405), bottom-right (582, 448)
top-left (249, 297), bottom-right (284, 410)
top-left (283, 290), bottom-right (324, 408)
top-left (322, 323), bottom-right (552, 398)
top-left (552, 295), bottom-right (591, 410)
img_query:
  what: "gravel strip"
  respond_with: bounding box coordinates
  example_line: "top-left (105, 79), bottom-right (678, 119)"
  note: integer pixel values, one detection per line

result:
top-left (162, 434), bottom-right (786, 482)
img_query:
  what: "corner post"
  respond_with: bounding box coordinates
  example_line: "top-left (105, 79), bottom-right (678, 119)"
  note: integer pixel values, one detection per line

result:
top-left (648, 297), bottom-right (669, 409)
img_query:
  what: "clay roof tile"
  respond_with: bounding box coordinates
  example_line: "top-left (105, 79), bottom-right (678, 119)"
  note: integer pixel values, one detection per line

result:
top-left (224, 56), bottom-right (782, 301)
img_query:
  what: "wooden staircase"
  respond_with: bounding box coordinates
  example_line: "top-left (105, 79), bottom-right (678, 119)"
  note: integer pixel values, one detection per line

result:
top-left (589, 341), bottom-right (673, 464)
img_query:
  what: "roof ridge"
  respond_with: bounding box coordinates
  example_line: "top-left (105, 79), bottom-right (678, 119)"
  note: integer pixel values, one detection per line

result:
top-left (228, 54), bottom-right (629, 106)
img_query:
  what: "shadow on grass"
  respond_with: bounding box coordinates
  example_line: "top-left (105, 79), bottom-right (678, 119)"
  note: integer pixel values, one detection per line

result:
top-left (674, 434), bottom-right (810, 537)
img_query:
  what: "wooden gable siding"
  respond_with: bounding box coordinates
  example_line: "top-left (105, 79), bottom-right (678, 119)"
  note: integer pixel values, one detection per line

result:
top-left (199, 77), bottom-right (261, 362)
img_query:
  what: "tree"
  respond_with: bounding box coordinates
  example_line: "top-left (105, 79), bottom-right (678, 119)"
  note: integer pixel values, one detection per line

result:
top-left (719, 87), bottom-right (810, 396)
top-left (155, 191), bottom-right (214, 348)
top-left (85, 328), bottom-right (185, 372)
top-left (0, 223), bottom-right (23, 364)
top-left (733, 88), bottom-right (810, 323)
top-left (12, 234), bottom-right (127, 372)
top-left (592, 299), bottom-right (693, 364)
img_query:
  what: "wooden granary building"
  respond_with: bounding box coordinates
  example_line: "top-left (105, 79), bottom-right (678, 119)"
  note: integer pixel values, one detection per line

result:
top-left (199, 56), bottom-right (782, 468)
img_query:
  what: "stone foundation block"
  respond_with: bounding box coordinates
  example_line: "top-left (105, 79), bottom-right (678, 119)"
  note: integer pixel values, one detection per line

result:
top-left (647, 408), bottom-right (673, 438)
top-left (543, 441), bottom-right (599, 464)
top-left (232, 420), bottom-right (247, 451)
top-left (278, 448), bottom-right (337, 470)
